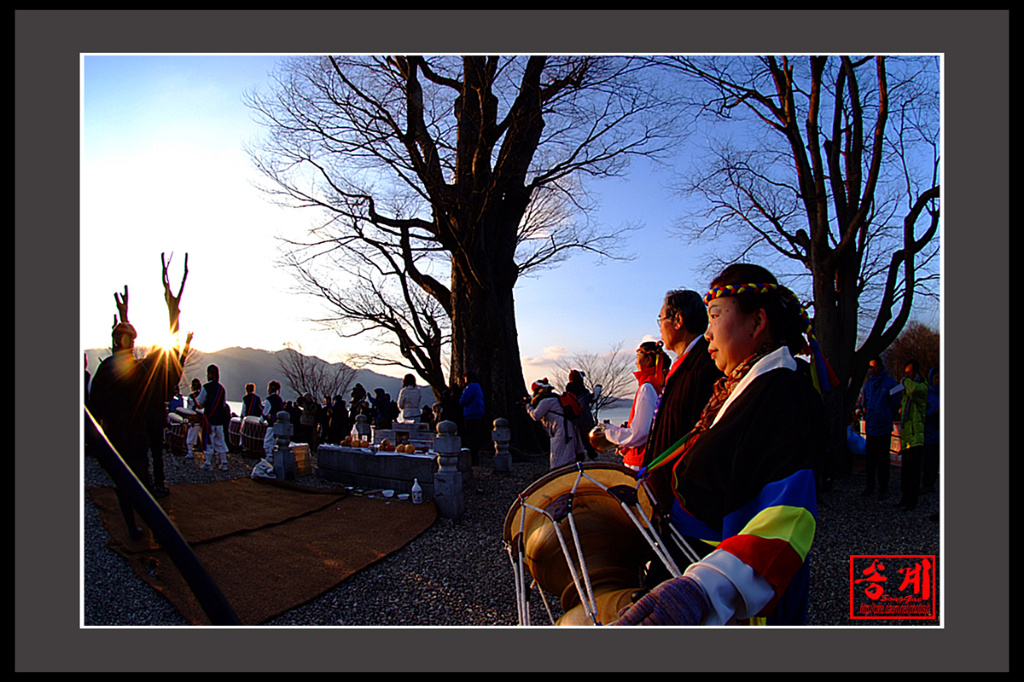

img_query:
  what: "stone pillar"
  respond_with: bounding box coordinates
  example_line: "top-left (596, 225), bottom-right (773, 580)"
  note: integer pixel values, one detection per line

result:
top-left (353, 413), bottom-right (371, 442)
top-left (432, 420), bottom-right (465, 519)
top-left (492, 417), bottom-right (511, 474)
top-left (272, 410), bottom-right (295, 481)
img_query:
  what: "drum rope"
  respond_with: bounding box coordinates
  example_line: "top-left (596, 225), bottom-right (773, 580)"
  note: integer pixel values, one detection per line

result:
top-left (575, 468), bottom-right (682, 579)
top-left (567, 473), bottom-right (601, 623)
top-left (520, 496), bottom-right (601, 625)
top-left (636, 479), bottom-right (685, 577)
top-left (508, 498), bottom-right (561, 626)
top-left (509, 503), bottom-right (532, 625)
top-left (506, 543), bottom-right (529, 625)
top-left (533, 578), bottom-right (556, 625)
top-left (668, 524), bottom-right (703, 565)
top-left (552, 520), bottom-right (599, 624)
top-left (507, 465), bottom-right (697, 626)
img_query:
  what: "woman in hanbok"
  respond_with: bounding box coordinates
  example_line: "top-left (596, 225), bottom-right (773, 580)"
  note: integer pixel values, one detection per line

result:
top-left (615, 264), bottom-right (830, 626)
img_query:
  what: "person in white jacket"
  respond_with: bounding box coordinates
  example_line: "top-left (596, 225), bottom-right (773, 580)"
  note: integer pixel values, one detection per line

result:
top-left (397, 373), bottom-right (423, 423)
top-left (184, 377), bottom-right (203, 457)
top-left (526, 378), bottom-right (585, 470)
top-left (601, 341), bottom-right (670, 470)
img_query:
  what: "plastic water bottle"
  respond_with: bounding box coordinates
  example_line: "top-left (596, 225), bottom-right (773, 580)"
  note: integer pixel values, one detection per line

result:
top-left (411, 478), bottom-right (423, 505)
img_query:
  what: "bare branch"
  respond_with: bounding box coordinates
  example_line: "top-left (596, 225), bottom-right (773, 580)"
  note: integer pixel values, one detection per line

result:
top-left (161, 252), bottom-right (188, 334)
top-left (246, 55), bottom-right (684, 448)
top-left (277, 342), bottom-right (359, 402)
top-left (114, 285), bottom-right (129, 324)
top-left (661, 54), bottom-right (940, 465)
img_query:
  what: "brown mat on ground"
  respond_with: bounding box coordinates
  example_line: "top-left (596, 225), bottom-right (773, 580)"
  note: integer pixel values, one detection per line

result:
top-left (87, 477), bottom-right (437, 625)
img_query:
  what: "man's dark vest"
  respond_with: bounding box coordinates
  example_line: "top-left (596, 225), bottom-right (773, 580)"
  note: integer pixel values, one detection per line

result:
top-left (242, 393), bottom-right (263, 417)
top-left (203, 381), bottom-right (228, 426)
top-left (265, 393), bottom-right (284, 424)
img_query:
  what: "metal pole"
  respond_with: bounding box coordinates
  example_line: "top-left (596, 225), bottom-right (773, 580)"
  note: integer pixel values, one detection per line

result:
top-left (85, 408), bottom-right (241, 625)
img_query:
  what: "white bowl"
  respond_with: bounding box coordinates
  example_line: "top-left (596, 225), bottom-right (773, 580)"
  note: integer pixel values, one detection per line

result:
top-left (382, 489), bottom-right (395, 498)
top-left (397, 493), bottom-right (410, 501)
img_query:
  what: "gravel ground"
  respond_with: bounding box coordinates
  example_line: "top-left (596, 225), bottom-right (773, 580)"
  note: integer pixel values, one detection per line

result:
top-left (83, 445), bottom-right (940, 627)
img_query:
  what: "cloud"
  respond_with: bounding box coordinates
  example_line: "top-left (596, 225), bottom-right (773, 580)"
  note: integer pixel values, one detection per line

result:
top-left (521, 346), bottom-right (568, 370)
top-left (541, 346), bottom-right (569, 360)
top-left (520, 348), bottom-right (569, 388)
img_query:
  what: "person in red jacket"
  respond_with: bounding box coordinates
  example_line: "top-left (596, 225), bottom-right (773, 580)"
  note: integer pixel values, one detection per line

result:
top-left (601, 341), bottom-right (670, 470)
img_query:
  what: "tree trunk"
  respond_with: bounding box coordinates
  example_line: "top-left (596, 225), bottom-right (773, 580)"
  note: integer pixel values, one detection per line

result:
top-left (449, 259), bottom-right (547, 455)
top-left (812, 244), bottom-right (863, 481)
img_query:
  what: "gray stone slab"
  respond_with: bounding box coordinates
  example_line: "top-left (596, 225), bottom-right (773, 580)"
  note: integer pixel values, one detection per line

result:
top-left (316, 444), bottom-right (440, 495)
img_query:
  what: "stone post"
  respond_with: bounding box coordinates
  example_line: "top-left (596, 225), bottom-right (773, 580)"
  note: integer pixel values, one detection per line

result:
top-left (492, 417), bottom-right (511, 474)
top-left (353, 413), bottom-right (372, 442)
top-left (272, 410), bottom-right (295, 481)
top-left (432, 420), bottom-right (465, 519)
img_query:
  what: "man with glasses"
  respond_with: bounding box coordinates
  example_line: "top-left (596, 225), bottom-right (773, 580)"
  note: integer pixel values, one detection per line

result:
top-left (642, 289), bottom-right (723, 506)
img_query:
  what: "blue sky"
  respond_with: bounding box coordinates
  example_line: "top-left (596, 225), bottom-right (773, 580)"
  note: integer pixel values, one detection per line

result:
top-left (80, 54), bottom-right (939, 387)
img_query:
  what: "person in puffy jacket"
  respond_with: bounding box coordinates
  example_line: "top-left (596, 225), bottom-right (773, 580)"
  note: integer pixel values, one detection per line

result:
top-left (458, 371), bottom-right (486, 465)
top-left (894, 360), bottom-right (928, 511)
top-left (858, 356), bottom-right (899, 500)
top-left (397, 374), bottom-right (423, 424)
top-left (525, 378), bottom-right (584, 470)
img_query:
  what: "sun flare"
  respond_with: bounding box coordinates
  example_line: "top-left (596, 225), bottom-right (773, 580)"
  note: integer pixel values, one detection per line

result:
top-left (150, 328), bottom-right (184, 353)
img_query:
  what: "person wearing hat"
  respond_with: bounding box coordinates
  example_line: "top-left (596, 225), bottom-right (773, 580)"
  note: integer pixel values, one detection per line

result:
top-left (564, 369), bottom-right (598, 461)
top-left (894, 359), bottom-right (928, 512)
top-left (261, 380), bottom-right (286, 457)
top-left (526, 378), bottom-right (585, 470)
top-left (89, 318), bottom-right (164, 535)
top-left (90, 321), bottom-right (153, 487)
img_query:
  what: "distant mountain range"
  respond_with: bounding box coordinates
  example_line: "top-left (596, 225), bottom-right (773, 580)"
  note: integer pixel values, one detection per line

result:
top-left (84, 345), bottom-right (635, 423)
top-left (84, 346), bottom-right (408, 405)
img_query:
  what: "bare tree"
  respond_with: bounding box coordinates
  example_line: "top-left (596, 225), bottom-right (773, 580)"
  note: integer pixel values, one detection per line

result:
top-left (92, 256), bottom-right (196, 396)
top-left (102, 257), bottom-right (194, 419)
top-left (245, 55), bottom-right (682, 449)
top-left (161, 252), bottom-right (188, 335)
top-left (883, 321), bottom-right (940, 379)
top-left (659, 55), bottom-right (940, 475)
top-left (160, 252), bottom-right (196, 390)
top-left (553, 342), bottom-right (636, 420)
top-left (281, 247), bottom-right (451, 401)
top-left (276, 342), bottom-right (359, 402)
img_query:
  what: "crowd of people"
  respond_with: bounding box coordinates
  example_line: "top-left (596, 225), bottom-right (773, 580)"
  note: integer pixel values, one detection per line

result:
top-left (91, 355), bottom-right (492, 479)
top-left (86, 259), bottom-right (940, 628)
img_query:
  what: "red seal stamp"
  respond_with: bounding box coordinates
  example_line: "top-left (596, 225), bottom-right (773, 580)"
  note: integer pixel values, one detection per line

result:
top-left (850, 555), bottom-right (937, 620)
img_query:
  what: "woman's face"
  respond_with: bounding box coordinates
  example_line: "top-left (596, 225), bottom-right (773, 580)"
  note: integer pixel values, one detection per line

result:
top-left (704, 296), bottom-right (763, 376)
top-left (636, 350), bottom-right (654, 371)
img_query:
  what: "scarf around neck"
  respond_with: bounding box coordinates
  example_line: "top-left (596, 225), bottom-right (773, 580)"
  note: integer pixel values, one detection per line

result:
top-left (642, 342), bottom-right (782, 478)
top-left (628, 364), bottom-right (665, 426)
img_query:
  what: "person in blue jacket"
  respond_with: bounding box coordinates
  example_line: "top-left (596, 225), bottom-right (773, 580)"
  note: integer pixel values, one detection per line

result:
top-left (458, 371), bottom-right (486, 466)
top-left (858, 356), bottom-right (899, 500)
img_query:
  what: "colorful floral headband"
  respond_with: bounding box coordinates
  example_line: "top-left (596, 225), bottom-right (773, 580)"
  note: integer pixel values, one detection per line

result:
top-left (704, 282), bottom-right (837, 393)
